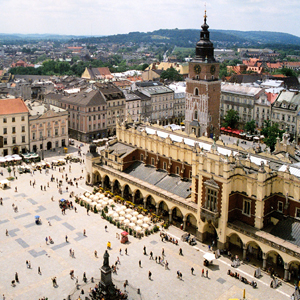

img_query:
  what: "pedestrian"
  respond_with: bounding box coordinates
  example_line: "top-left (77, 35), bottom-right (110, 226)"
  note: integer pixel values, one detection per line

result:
top-left (44, 186), bottom-right (46, 191)
top-left (38, 266), bottom-right (41, 274)
top-left (105, 225), bottom-right (107, 231)
top-left (202, 269), bottom-right (204, 277)
top-left (165, 260), bottom-right (168, 270)
top-left (180, 272), bottom-right (182, 280)
top-left (72, 250), bottom-right (75, 258)
top-left (28, 261), bottom-right (31, 268)
top-left (148, 271), bottom-right (152, 280)
top-left (41, 185), bottom-right (43, 191)
top-left (177, 270), bottom-right (180, 278)
top-left (158, 256), bottom-right (161, 264)
top-left (179, 248), bottom-right (183, 256)
top-left (48, 221), bottom-right (51, 226)
top-left (87, 208), bottom-right (89, 215)
top-left (119, 248), bottom-right (122, 255)
top-left (69, 248), bottom-right (72, 256)
top-left (94, 250), bottom-right (97, 257)
top-left (155, 256), bottom-right (157, 263)
top-left (75, 207), bottom-right (77, 213)
top-left (150, 251), bottom-right (153, 259)
top-left (15, 272), bottom-right (19, 283)
top-left (3, 294), bottom-right (5, 300)
top-left (65, 235), bottom-right (68, 242)
top-left (45, 237), bottom-right (48, 245)
top-left (47, 182), bottom-right (49, 188)
top-left (30, 180), bottom-right (31, 186)
top-left (83, 272), bottom-right (87, 283)
top-left (206, 269), bottom-right (208, 278)
top-left (117, 256), bottom-right (120, 265)
top-left (26, 260), bottom-right (28, 268)
top-left (162, 248), bottom-right (165, 256)
top-left (5, 229), bottom-right (8, 236)
top-left (83, 229), bottom-right (86, 236)
top-left (125, 248), bottom-right (127, 255)
top-left (139, 260), bottom-right (141, 268)
top-left (191, 267), bottom-right (194, 275)
top-left (66, 186), bottom-right (68, 192)
top-left (143, 246), bottom-right (146, 255)
top-left (15, 186), bottom-right (17, 192)
top-left (51, 196), bottom-right (54, 201)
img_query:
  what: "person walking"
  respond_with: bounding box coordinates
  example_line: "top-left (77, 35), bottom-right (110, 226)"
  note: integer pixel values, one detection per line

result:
top-left (148, 271), bottom-right (152, 280)
top-left (65, 235), bottom-right (68, 242)
top-left (105, 225), bottom-right (107, 231)
top-left (177, 270), bottom-right (180, 278)
top-left (15, 272), bottom-right (19, 283)
top-left (75, 207), bottom-right (77, 213)
top-left (69, 248), bottom-right (72, 257)
top-left (83, 229), bottom-right (86, 236)
top-left (139, 260), bottom-right (141, 268)
top-left (125, 248), bottom-right (127, 255)
top-left (38, 266), bottom-right (41, 275)
top-left (202, 269), bottom-right (204, 277)
top-left (179, 248), bottom-right (183, 256)
top-left (28, 261), bottom-right (31, 269)
top-left (206, 269), bottom-right (208, 278)
top-left (162, 248), bottom-right (165, 256)
top-left (94, 250), bottom-right (97, 257)
top-left (5, 229), bottom-right (8, 236)
top-left (26, 261), bottom-right (28, 268)
top-left (45, 237), bottom-right (48, 245)
top-left (191, 267), bottom-right (194, 275)
top-left (165, 260), bottom-right (168, 270)
top-left (150, 251), bottom-right (153, 260)
top-left (143, 246), bottom-right (147, 255)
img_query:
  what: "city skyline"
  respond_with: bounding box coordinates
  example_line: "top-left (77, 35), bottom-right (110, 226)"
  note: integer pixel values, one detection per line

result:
top-left (0, 0), bottom-right (299, 38)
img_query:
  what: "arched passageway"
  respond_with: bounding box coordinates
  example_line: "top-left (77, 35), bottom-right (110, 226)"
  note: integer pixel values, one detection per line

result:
top-left (185, 213), bottom-right (197, 235)
top-left (145, 195), bottom-right (156, 212)
top-left (123, 185), bottom-right (133, 202)
top-left (113, 180), bottom-right (121, 196)
top-left (171, 206), bottom-right (183, 227)
top-left (266, 250), bottom-right (284, 279)
top-left (103, 175), bottom-right (111, 191)
top-left (134, 190), bottom-right (143, 206)
top-left (158, 201), bottom-right (169, 218)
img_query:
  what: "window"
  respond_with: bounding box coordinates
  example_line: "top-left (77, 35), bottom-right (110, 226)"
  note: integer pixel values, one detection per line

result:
top-left (140, 154), bottom-right (144, 161)
top-left (21, 116), bottom-right (25, 121)
top-left (47, 130), bottom-right (50, 137)
top-left (3, 128), bottom-right (7, 134)
top-left (194, 111), bottom-right (198, 120)
top-left (93, 115), bottom-right (96, 121)
top-left (206, 188), bottom-right (218, 211)
top-left (62, 127), bottom-right (65, 135)
top-left (243, 200), bottom-right (251, 216)
top-left (89, 125), bottom-right (91, 131)
top-left (3, 118), bottom-right (7, 123)
top-left (22, 126), bottom-right (25, 133)
top-left (278, 201), bottom-right (283, 213)
top-left (151, 158), bottom-right (155, 166)
top-left (32, 133), bottom-right (35, 140)
top-left (176, 166), bottom-right (180, 174)
top-left (12, 127), bottom-right (16, 134)
top-left (12, 137), bottom-right (16, 144)
top-left (12, 117), bottom-right (15, 122)
top-left (89, 116), bottom-right (91, 121)
top-left (3, 138), bottom-right (7, 145)
top-left (39, 131), bottom-right (43, 138)
top-left (296, 208), bottom-right (300, 219)
top-left (22, 136), bottom-right (25, 143)
top-left (163, 162), bottom-right (167, 170)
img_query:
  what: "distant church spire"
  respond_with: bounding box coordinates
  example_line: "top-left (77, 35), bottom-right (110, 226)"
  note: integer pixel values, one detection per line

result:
top-left (195, 9), bottom-right (215, 62)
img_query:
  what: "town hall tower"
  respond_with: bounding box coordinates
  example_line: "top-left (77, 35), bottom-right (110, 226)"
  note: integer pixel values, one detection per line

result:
top-left (185, 11), bottom-right (221, 138)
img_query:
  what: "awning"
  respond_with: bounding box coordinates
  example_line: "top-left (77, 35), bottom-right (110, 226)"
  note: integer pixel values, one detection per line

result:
top-left (203, 252), bottom-right (216, 261)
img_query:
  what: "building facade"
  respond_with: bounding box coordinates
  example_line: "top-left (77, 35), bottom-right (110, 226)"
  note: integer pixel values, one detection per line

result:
top-left (185, 12), bottom-right (221, 138)
top-left (0, 98), bottom-right (29, 155)
top-left (27, 101), bottom-right (69, 153)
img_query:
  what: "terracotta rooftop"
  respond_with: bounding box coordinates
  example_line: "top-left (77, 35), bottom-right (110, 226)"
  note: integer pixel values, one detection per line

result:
top-left (0, 98), bottom-right (29, 115)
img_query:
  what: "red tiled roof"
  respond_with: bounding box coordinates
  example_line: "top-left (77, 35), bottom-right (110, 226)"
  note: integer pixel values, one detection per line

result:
top-left (0, 98), bottom-right (29, 115)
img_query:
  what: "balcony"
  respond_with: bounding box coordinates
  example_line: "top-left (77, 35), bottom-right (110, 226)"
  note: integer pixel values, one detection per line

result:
top-left (200, 206), bottom-right (220, 228)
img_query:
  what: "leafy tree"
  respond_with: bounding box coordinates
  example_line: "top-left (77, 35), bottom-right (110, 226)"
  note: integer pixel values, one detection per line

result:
top-left (141, 63), bottom-right (149, 71)
top-left (160, 67), bottom-right (183, 81)
top-left (244, 120), bottom-right (256, 134)
top-left (223, 109), bottom-right (239, 129)
top-left (261, 120), bottom-right (285, 152)
top-left (7, 166), bottom-right (11, 176)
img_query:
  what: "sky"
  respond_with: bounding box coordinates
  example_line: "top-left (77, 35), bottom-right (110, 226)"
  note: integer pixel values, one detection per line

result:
top-left (0, 0), bottom-right (300, 37)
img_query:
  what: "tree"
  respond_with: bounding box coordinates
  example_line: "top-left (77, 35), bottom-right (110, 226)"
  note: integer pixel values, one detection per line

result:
top-left (244, 120), bottom-right (256, 134)
top-left (160, 67), bottom-right (183, 81)
top-left (223, 109), bottom-right (239, 129)
top-left (261, 120), bottom-right (285, 152)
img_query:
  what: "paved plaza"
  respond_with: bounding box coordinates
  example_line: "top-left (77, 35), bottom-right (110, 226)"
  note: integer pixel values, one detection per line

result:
top-left (0, 143), bottom-right (295, 300)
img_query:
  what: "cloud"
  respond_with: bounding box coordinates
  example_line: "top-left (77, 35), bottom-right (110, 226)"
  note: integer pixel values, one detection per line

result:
top-left (0, 0), bottom-right (299, 37)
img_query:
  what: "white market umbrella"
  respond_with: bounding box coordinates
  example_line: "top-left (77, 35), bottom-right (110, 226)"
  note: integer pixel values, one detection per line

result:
top-left (119, 216), bottom-right (125, 222)
top-left (124, 219), bottom-right (130, 225)
top-left (0, 157), bottom-right (6, 162)
top-left (96, 204), bottom-right (102, 210)
top-left (108, 199), bottom-right (114, 205)
top-left (132, 211), bottom-right (139, 216)
top-left (119, 211), bottom-right (125, 216)
top-left (125, 208), bottom-right (132, 213)
top-left (121, 205), bottom-right (127, 210)
top-left (102, 201), bottom-right (108, 206)
top-left (103, 197), bottom-right (109, 201)
top-left (137, 219), bottom-right (143, 225)
top-left (113, 213), bottom-right (119, 218)
top-left (135, 226), bottom-right (142, 232)
top-left (100, 194), bottom-right (105, 199)
top-left (96, 193), bottom-right (101, 197)
top-left (142, 224), bottom-right (149, 229)
top-left (203, 252), bottom-right (216, 261)
top-left (107, 211), bottom-right (114, 216)
top-left (85, 192), bottom-right (91, 197)
top-left (91, 201), bottom-right (98, 207)
top-left (125, 214), bottom-right (132, 219)
top-left (129, 222), bottom-right (135, 228)
top-left (137, 214), bottom-right (144, 219)
top-left (85, 199), bottom-right (92, 204)
top-left (144, 217), bottom-right (150, 223)
top-left (130, 216), bottom-right (137, 222)
top-left (116, 207), bottom-right (123, 212)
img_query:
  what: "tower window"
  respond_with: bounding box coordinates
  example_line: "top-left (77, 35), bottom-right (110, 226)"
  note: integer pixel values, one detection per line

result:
top-left (194, 88), bottom-right (199, 96)
top-left (194, 111), bottom-right (198, 120)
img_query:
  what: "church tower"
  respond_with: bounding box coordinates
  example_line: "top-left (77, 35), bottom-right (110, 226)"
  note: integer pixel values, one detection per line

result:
top-left (185, 11), bottom-right (220, 138)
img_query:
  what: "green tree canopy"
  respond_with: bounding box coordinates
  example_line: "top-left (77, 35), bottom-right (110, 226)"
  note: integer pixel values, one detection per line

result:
top-left (244, 120), bottom-right (256, 134)
top-left (261, 120), bottom-right (285, 152)
top-left (160, 67), bottom-right (183, 81)
top-left (223, 109), bottom-right (239, 129)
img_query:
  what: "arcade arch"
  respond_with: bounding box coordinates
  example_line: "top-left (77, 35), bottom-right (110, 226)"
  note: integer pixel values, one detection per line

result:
top-left (112, 180), bottom-right (122, 196)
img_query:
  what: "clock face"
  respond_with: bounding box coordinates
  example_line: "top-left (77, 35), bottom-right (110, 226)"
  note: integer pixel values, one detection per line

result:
top-left (210, 65), bottom-right (216, 74)
top-left (194, 64), bottom-right (201, 74)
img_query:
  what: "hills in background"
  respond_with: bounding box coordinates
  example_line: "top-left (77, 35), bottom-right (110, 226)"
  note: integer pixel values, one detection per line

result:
top-left (0, 29), bottom-right (300, 48)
